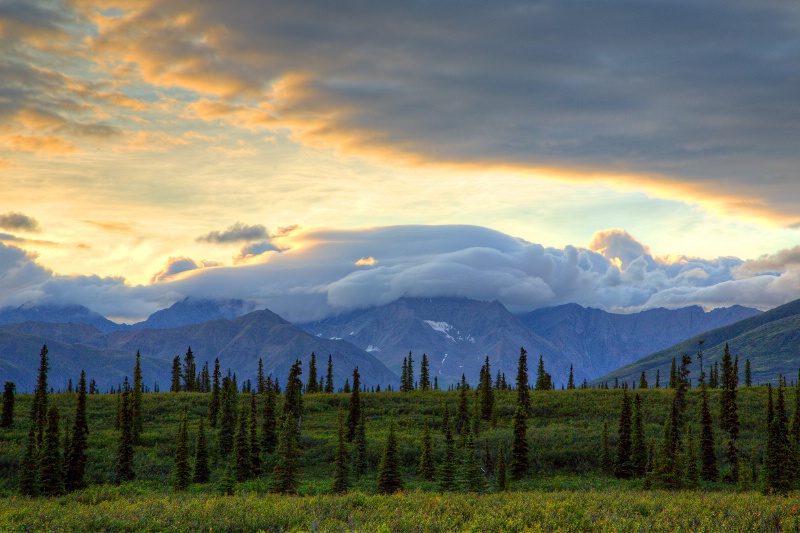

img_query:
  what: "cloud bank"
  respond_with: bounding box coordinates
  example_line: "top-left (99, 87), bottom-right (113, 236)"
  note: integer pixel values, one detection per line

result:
top-left (0, 212), bottom-right (40, 232)
top-left (2, 225), bottom-right (799, 323)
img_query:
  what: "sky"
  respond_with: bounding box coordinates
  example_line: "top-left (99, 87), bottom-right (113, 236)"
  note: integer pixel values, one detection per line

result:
top-left (1, 0), bottom-right (800, 323)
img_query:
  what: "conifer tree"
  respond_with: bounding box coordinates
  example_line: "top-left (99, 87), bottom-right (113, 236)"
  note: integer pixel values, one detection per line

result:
top-left (419, 353), bottom-right (431, 391)
top-left (248, 392), bottom-right (261, 476)
top-left (257, 358), bottom-right (265, 394)
top-left (744, 359), bottom-right (752, 387)
top-left (648, 411), bottom-right (681, 490)
top-left (516, 347), bottom-right (531, 414)
top-left (209, 358), bottom-right (221, 427)
top-left (376, 421), bottom-right (403, 494)
top-left (510, 406), bottom-right (529, 480)
top-left (233, 405), bottom-right (251, 481)
top-left (1, 381), bottom-right (15, 428)
top-left (535, 355), bottom-right (552, 391)
top-left (615, 389), bottom-right (633, 478)
top-left (669, 358), bottom-right (677, 389)
top-left (219, 462), bottom-right (236, 496)
top-left (39, 405), bottom-right (65, 496)
top-left (719, 344), bottom-right (739, 439)
top-left (200, 362), bottom-right (210, 392)
top-left (790, 371), bottom-right (800, 474)
top-left (283, 360), bottom-right (303, 419)
top-left (567, 364), bottom-right (575, 389)
top-left (218, 376), bottom-right (238, 457)
top-left (600, 422), bottom-right (613, 474)
top-left (419, 419), bottom-right (435, 481)
top-left (764, 383), bottom-right (792, 494)
top-left (18, 424), bottom-right (38, 496)
top-left (306, 352), bottom-right (319, 394)
top-left (478, 357), bottom-right (494, 422)
top-left (352, 409), bottom-right (368, 478)
top-left (456, 375), bottom-right (470, 434)
top-left (438, 408), bottom-right (457, 491)
top-left (193, 418), bottom-right (210, 484)
top-left (346, 367), bottom-right (361, 442)
top-left (725, 439), bottom-right (739, 484)
top-left (170, 356), bottom-right (181, 392)
top-left (683, 427), bottom-right (700, 489)
top-left (495, 447), bottom-right (507, 491)
top-left (65, 371), bottom-right (88, 492)
top-left (325, 354), bottom-right (334, 393)
top-left (655, 369), bottom-right (661, 389)
top-left (114, 390), bottom-right (121, 431)
top-left (261, 379), bottom-right (277, 454)
top-left (174, 410), bottom-right (190, 490)
top-left (639, 372), bottom-right (648, 390)
top-left (405, 352), bottom-right (414, 391)
top-left (482, 441), bottom-right (494, 477)
top-left (332, 411), bottom-right (349, 493)
top-left (270, 414), bottom-right (301, 494)
top-left (132, 351), bottom-right (143, 444)
top-left (31, 345), bottom-right (49, 447)
top-left (699, 383), bottom-right (718, 481)
top-left (456, 432), bottom-right (487, 493)
top-left (631, 393), bottom-right (647, 477)
top-left (116, 380), bottom-right (135, 484)
top-left (343, 379), bottom-right (350, 393)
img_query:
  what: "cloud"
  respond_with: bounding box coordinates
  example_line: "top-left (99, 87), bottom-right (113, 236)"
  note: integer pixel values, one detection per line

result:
top-left (0, 212), bottom-right (40, 232)
top-left (232, 241), bottom-right (283, 265)
top-left (196, 222), bottom-right (269, 244)
top-left (588, 229), bottom-right (653, 270)
top-left (355, 257), bottom-right (378, 266)
top-left (73, 0), bottom-right (800, 225)
top-left (150, 256), bottom-right (222, 283)
top-left (735, 246), bottom-right (800, 276)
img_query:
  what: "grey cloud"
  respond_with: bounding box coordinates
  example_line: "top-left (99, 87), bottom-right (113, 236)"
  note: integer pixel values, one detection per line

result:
top-left (735, 246), bottom-right (800, 276)
top-left (233, 241), bottom-right (282, 264)
top-left (87, 0), bottom-right (800, 221)
top-left (196, 222), bottom-right (269, 244)
top-left (0, 212), bottom-right (40, 232)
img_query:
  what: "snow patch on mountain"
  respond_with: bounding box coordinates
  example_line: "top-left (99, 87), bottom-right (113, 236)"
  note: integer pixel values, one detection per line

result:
top-left (424, 320), bottom-right (456, 341)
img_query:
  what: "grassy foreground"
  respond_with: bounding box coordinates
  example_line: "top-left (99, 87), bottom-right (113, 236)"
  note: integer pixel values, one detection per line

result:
top-left (2, 489), bottom-right (800, 532)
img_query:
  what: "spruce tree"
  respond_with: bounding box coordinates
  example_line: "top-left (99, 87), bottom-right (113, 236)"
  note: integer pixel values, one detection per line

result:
top-left (725, 439), bottom-right (739, 484)
top-left (535, 355), bottom-right (551, 391)
top-left (456, 375), bottom-right (470, 435)
top-left (419, 353), bottom-right (431, 391)
top-left (248, 392), bottom-right (261, 476)
top-left (655, 369), bottom-right (661, 389)
top-left (438, 408), bottom-right (457, 491)
top-left (218, 376), bottom-right (238, 457)
top-left (174, 410), bottom-right (190, 490)
top-left (482, 441), bottom-right (494, 477)
top-left (400, 357), bottom-right (409, 393)
top-left (257, 358), bottom-right (265, 394)
top-left (744, 359), bottom-right (752, 387)
top-left (457, 432), bottom-right (487, 493)
top-left (478, 357), bottom-right (494, 422)
top-left (669, 358), bottom-right (677, 389)
top-left (170, 356), bottom-right (181, 392)
top-left (332, 411), bottom-right (349, 493)
top-left (200, 362), bottom-right (210, 392)
top-left (419, 419), bottom-right (435, 481)
top-left (567, 364), bottom-right (575, 389)
top-left (19, 424), bottom-right (38, 496)
top-left (510, 406), bottom-right (529, 480)
top-left (615, 389), bottom-right (633, 478)
top-left (631, 393), bottom-right (647, 477)
top-left (639, 371), bottom-right (648, 390)
top-left (193, 418), bottom-right (210, 484)
top-left (116, 380), bottom-right (135, 483)
top-left (405, 352), bottom-right (414, 392)
top-left (720, 344), bottom-right (737, 437)
top-left (261, 380), bottom-right (277, 454)
top-left (648, 412), bottom-right (681, 490)
top-left (516, 347), bottom-right (531, 414)
top-left (132, 351), bottom-right (143, 444)
top-left (283, 360), bottom-right (303, 419)
top-left (683, 426), bottom-right (700, 489)
top-left (39, 405), bottom-right (65, 496)
top-left (0, 381), bottom-right (15, 428)
top-left (346, 367), bottom-right (361, 442)
top-left (182, 347), bottom-right (196, 392)
top-left (325, 354), bottom-right (334, 393)
top-left (65, 371), bottom-right (88, 492)
top-left (209, 358), bottom-right (221, 427)
top-left (270, 414), bottom-right (301, 494)
top-left (233, 405), bottom-right (251, 481)
top-left (306, 352), bottom-right (319, 394)
top-left (352, 409), bottom-right (368, 478)
top-left (699, 383), bottom-right (718, 481)
top-left (31, 345), bottom-right (49, 447)
top-left (495, 447), bottom-right (507, 491)
top-left (376, 421), bottom-right (403, 494)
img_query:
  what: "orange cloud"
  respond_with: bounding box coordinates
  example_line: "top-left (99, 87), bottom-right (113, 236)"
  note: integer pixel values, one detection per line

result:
top-left (355, 256), bottom-right (378, 266)
top-left (0, 134), bottom-right (77, 154)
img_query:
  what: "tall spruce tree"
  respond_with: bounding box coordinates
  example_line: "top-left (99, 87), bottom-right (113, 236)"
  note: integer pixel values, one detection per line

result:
top-left (764, 383), bottom-right (792, 494)
top-left (183, 347), bottom-right (196, 392)
top-left (535, 355), bottom-right (551, 391)
top-left (438, 407), bottom-right (457, 491)
top-left (744, 359), bottom-right (752, 387)
top-left (655, 369), bottom-right (661, 389)
top-left (283, 360), bottom-right (303, 419)
top-left (193, 418), bottom-right (210, 484)
top-left (346, 367), bottom-right (361, 442)
top-left (419, 353), bottom-right (431, 391)
top-left (1, 381), bottom-right (15, 428)
top-left (699, 383), bottom-right (718, 481)
top-left (615, 389), bottom-right (633, 478)
top-left (456, 375), bottom-right (470, 435)
top-left (631, 393), bottom-right (647, 477)
top-left (683, 427), bottom-right (700, 489)
top-left (170, 356), bottom-right (181, 392)
top-left (405, 352), bottom-right (414, 391)
top-left (65, 371), bottom-right (88, 492)
top-left (261, 379), bottom-right (277, 454)
top-left (419, 419), bottom-right (435, 481)
top-left (639, 372), bottom-right (648, 390)
top-left (132, 351), bottom-right (143, 444)
top-left (270, 414), bottom-right (301, 494)
top-left (332, 411), bottom-right (350, 493)
top-left (18, 424), bottom-right (38, 495)
top-left (38, 405), bottom-right (64, 496)
top-left (516, 347), bottom-right (531, 414)
top-left (478, 357), bottom-right (494, 422)
top-left (233, 405), bottom-right (251, 481)
top-left (257, 358), bottom-right (265, 394)
top-left (174, 410), bottom-right (190, 490)
top-left (218, 376), bottom-right (238, 457)
top-left (510, 406), bottom-right (529, 480)
top-left (567, 365), bottom-right (575, 389)
top-left (209, 358), bottom-right (221, 427)
top-left (325, 354), bottom-right (334, 393)
top-left (377, 421), bottom-right (403, 494)
top-left (31, 345), bottom-right (49, 447)
top-left (248, 392), bottom-right (261, 476)
top-left (352, 409), bottom-right (368, 479)
top-left (116, 379), bottom-right (135, 484)
top-left (456, 431), bottom-right (487, 493)
top-left (306, 352), bottom-right (319, 394)
top-left (669, 358), bottom-right (677, 389)
top-left (719, 344), bottom-right (739, 440)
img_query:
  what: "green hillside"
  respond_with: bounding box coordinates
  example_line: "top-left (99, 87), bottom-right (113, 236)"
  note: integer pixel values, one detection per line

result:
top-left (595, 298), bottom-right (800, 387)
